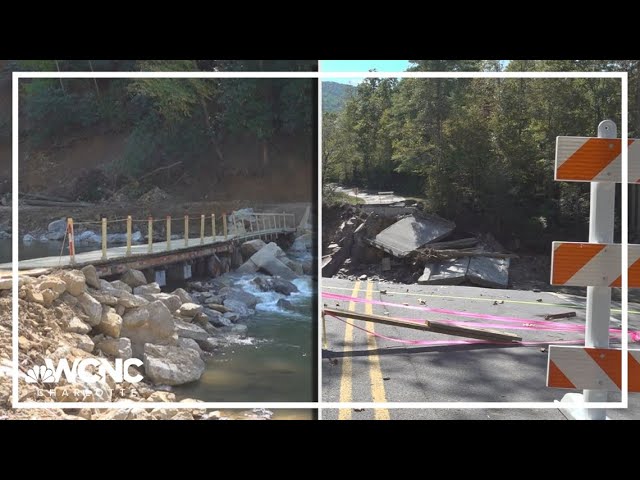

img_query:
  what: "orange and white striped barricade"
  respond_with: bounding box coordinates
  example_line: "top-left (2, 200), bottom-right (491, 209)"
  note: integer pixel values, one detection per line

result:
top-left (555, 136), bottom-right (640, 183)
top-left (67, 218), bottom-right (75, 265)
top-left (550, 120), bottom-right (637, 420)
top-left (547, 346), bottom-right (640, 393)
top-left (551, 242), bottom-right (640, 288)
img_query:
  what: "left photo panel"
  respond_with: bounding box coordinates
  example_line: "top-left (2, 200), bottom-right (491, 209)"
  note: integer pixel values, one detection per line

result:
top-left (0, 60), bottom-right (318, 420)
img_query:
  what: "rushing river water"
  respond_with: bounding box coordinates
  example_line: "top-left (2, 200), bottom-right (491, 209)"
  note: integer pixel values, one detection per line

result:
top-left (0, 238), bottom-right (101, 263)
top-left (175, 260), bottom-right (315, 403)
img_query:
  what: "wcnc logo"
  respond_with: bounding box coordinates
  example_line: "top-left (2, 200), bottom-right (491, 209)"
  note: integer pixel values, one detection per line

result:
top-left (25, 358), bottom-right (143, 384)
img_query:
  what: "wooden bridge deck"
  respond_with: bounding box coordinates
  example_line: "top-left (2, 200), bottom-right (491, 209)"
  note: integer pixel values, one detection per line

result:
top-left (0, 226), bottom-right (295, 276)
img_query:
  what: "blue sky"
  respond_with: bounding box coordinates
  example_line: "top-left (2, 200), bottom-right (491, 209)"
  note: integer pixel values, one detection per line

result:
top-left (321, 60), bottom-right (410, 85)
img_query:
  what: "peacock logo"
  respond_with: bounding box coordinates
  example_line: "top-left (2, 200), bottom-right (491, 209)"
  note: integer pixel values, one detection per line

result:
top-left (25, 365), bottom-right (56, 383)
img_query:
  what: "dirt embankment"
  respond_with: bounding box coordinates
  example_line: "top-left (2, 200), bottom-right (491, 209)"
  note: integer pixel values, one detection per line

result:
top-left (5, 133), bottom-right (313, 235)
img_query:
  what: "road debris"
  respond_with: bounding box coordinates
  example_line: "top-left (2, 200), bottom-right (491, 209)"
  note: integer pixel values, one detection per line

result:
top-left (323, 202), bottom-right (515, 289)
top-left (543, 311), bottom-right (577, 320)
top-left (324, 307), bottom-right (522, 342)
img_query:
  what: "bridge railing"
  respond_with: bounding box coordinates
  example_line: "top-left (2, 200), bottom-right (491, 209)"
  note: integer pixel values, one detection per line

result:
top-left (66, 210), bottom-right (296, 264)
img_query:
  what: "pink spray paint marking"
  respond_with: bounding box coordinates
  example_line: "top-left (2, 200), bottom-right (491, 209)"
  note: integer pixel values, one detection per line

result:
top-left (322, 292), bottom-right (640, 342)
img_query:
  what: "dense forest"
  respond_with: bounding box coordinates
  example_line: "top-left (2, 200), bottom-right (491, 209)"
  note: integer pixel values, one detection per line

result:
top-left (323, 60), bottom-right (640, 249)
top-left (12, 60), bottom-right (315, 200)
top-left (322, 81), bottom-right (355, 112)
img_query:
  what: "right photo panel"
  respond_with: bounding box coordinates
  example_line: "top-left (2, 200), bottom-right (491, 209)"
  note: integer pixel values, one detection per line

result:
top-left (320, 60), bottom-right (640, 420)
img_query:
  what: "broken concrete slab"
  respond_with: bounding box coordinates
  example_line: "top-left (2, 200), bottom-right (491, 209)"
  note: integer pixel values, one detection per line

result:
top-left (467, 257), bottom-right (510, 289)
top-left (418, 257), bottom-right (469, 285)
top-left (322, 246), bottom-right (351, 278)
top-left (369, 213), bottom-right (455, 258)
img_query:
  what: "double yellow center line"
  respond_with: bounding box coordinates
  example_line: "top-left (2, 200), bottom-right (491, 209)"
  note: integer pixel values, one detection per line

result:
top-left (338, 280), bottom-right (390, 420)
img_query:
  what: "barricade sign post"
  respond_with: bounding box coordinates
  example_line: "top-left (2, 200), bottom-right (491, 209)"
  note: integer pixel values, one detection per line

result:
top-left (550, 120), bottom-right (639, 419)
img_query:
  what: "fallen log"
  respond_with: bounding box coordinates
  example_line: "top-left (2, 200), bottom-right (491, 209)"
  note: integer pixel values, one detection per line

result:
top-left (415, 250), bottom-right (519, 262)
top-left (323, 307), bottom-right (522, 342)
top-left (19, 192), bottom-right (72, 202)
top-left (21, 199), bottom-right (94, 208)
top-left (138, 161), bottom-right (183, 181)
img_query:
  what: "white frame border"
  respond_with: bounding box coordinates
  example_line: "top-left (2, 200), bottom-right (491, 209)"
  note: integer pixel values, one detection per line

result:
top-left (12, 69), bottom-right (628, 412)
top-left (316, 69), bottom-right (629, 412)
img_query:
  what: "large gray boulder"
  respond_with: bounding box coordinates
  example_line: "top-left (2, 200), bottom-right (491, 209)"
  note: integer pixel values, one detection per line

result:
top-left (282, 258), bottom-right (304, 275)
top-left (143, 344), bottom-right (205, 386)
top-left (121, 300), bottom-right (177, 358)
top-left (65, 316), bottom-right (92, 334)
top-left (178, 303), bottom-right (203, 318)
top-left (133, 283), bottom-right (161, 295)
top-left (197, 337), bottom-right (222, 352)
top-left (77, 292), bottom-right (102, 326)
top-left (241, 239), bottom-right (266, 259)
top-left (120, 269), bottom-right (147, 288)
top-left (36, 276), bottom-right (67, 295)
top-left (97, 306), bottom-right (122, 338)
top-left (200, 308), bottom-right (226, 327)
top-left (251, 276), bottom-right (298, 296)
top-left (47, 218), bottom-right (67, 241)
top-left (148, 293), bottom-right (181, 313)
top-left (66, 333), bottom-right (95, 353)
top-left (291, 233), bottom-right (312, 252)
top-left (108, 280), bottom-right (132, 293)
top-left (88, 289), bottom-right (118, 306)
top-left (237, 242), bottom-right (297, 280)
top-left (223, 299), bottom-right (254, 318)
top-left (172, 288), bottom-right (193, 304)
top-left (111, 289), bottom-right (149, 309)
top-left (81, 265), bottom-right (101, 289)
top-left (210, 312), bottom-right (233, 327)
top-left (218, 287), bottom-right (258, 308)
top-left (60, 270), bottom-right (86, 296)
top-left (178, 338), bottom-right (204, 358)
top-left (174, 319), bottom-right (210, 341)
top-left (96, 337), bottom-right (132, 359)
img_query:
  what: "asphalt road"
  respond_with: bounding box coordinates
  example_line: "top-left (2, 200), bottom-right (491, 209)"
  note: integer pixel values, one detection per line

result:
top-left (333, 186), bottom-right (406, 205)
top-left (321, 277), bottom-right (640, 420)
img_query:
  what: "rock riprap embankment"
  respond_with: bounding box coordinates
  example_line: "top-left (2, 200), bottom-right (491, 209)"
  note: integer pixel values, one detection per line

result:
top-left (8, 264), bottom-right (266, 398)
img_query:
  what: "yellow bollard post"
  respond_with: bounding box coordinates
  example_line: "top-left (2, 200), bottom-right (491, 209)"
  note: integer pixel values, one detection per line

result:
top-left (184, 215), bottom-right (189, 247)
top-left (211, 213), bottom-right (216, 240)
top-left (322, 313), bottom-right (328, 349)
top-left (67, 217), bottom-right (76, 265)
top-left (148, 216), bottom-right (153, 253)
top-left (166, 216), bottom-right (171, 251)
top-left (232, 214), bottom-right (238, 237)
top-left (200, 214), bottom-right (205, 245)
top-left (101, 217), bottom-right (107, 260)
top-left (256, 214), bottom-right (261, 239)
top-left (126, 215), bottom-right (132, 256)
top-left (223, 213), bottom-right (228, 240)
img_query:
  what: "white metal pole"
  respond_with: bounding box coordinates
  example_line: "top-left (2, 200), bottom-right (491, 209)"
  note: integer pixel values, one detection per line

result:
top-left (582, 120), bottom-right (617, 420)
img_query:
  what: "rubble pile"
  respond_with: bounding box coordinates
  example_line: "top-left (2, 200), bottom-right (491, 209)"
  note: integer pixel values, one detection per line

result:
top-left (322, 204), bottom-right (513, 288)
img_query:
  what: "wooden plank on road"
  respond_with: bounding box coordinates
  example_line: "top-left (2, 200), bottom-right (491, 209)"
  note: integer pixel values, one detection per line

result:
top-left (323, 307), bottom-right (522, 342)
